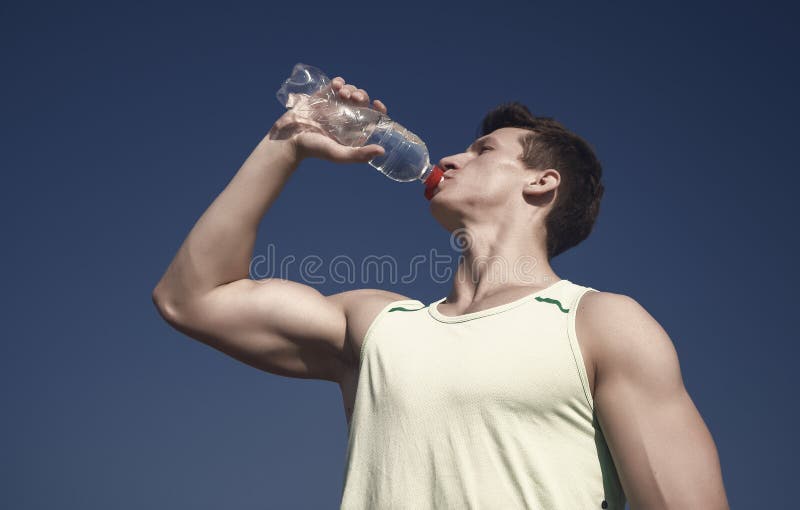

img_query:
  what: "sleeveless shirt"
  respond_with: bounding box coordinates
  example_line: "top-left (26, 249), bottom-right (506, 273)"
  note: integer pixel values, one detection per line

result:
top-left (339, 279), bottom-right (626, 509)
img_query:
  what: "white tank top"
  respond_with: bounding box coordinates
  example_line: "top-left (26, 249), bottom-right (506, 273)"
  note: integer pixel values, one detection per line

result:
top-left (339, 279), bottom-right (626, 509)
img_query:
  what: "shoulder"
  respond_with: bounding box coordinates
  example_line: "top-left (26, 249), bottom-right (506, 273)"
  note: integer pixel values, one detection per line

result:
top-left (329, 288), bottom-right (414, 316)
top-left (577, 291), bottom-right (682, 386)
top-left (577, 290), bottom-right (642, 327)
top-left (329, 288), bottom-right (415, 367)
top-left (577, 290), bottom-right (666, 341)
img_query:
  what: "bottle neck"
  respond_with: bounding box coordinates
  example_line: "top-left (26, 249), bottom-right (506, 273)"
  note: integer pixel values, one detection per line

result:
top-left (419, 162), bottom-right (435, 182)
top-left (422, 164), bottom-right (445, 200)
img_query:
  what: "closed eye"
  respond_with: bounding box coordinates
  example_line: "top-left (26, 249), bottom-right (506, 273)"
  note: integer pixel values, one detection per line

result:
top-left (479, 146), bottom-right (493, 154)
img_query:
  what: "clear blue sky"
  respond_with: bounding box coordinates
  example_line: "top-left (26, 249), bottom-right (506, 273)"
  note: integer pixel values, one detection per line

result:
top-left (2, 1), bottom-right (796, 508)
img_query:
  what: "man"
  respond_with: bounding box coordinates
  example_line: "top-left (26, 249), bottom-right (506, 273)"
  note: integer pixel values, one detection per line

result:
top-left (153, 76), bottom-right (730, 509)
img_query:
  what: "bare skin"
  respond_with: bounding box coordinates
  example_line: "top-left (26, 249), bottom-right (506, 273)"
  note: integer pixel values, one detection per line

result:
top-left (153, 75), bottom-right (729, 508)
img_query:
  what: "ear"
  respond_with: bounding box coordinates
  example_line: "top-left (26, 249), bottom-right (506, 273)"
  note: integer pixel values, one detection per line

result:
top-left (522, 168), bottom-right (560, 199)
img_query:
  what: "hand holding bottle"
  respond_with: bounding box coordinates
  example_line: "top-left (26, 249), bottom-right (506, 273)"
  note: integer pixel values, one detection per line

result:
top-left (271, 63), bottom-right (443, 197)
top-left (267, 76), bottom-right (387, 164)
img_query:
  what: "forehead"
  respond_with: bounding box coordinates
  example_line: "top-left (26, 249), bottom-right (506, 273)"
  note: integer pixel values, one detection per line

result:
top-left (466, 127), bottom-right (533, 152)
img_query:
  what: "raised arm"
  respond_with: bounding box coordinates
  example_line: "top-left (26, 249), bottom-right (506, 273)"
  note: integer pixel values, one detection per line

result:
top-left (152, 77), bottom-right (392, 382)
top-left (579, 291), bottom-right (730, 509)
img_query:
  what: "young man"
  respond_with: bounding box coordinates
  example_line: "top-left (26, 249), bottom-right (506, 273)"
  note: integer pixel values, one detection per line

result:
top-left (153, 77), bottom-right (730, 509)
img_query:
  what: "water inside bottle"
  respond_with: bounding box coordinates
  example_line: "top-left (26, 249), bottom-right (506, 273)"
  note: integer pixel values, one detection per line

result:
top-left (366, 121), bottom-right (431, 182)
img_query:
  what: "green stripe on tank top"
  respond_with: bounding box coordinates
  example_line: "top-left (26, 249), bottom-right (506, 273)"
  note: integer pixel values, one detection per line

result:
top-left (534, 296), bottom-right (569, 313)
top-left (388, 306), bottom-right (421, 313)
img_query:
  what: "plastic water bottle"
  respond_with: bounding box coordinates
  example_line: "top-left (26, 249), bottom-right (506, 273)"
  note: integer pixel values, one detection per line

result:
top-left (276, 63), bottom-right (444, 199)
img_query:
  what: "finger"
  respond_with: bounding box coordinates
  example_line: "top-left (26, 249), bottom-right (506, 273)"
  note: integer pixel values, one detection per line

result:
top-left (373, 99), bottom-right (388, 114)
top-left (339, 84), bottom-right (357, 99)
top-left (355, 88), bottom-right (370, 104)
top-left (331, 77), bottom-right (345, 89)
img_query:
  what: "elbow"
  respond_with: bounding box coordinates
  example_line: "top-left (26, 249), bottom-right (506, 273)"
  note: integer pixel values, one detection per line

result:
top-left (152, 283), bottom-right (184, 327)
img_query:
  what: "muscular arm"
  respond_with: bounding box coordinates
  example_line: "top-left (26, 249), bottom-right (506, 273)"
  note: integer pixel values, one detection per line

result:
top-left (152, 77), bottom-right (390, 383)
top-left (153, 137), bottom-right (298, 302)
top-left (579, 292), bottom-right (730, 509)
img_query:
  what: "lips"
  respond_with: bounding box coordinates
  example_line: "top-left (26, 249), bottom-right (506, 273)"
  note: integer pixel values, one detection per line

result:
top-left (430, 173), bottom-right (455, 198)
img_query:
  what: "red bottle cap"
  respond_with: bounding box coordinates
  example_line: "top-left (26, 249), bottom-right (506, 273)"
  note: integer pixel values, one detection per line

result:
top-left (423, 165), bottom-right (444, 200)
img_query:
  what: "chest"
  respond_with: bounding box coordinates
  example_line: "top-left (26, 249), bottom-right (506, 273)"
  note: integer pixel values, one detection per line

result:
top-left (339, 311), bottom-right (598, 425)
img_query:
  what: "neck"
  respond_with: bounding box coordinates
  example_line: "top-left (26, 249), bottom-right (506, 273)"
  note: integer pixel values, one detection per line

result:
top-left (445, 219), bottom-right (559, 306)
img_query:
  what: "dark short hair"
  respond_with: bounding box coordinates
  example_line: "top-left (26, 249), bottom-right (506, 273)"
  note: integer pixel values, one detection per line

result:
top-left (479, 102), bottom-right (604, 260)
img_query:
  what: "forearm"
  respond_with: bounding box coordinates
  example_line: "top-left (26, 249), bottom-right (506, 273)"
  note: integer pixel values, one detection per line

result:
top-left (154, 136), bottom-right (299, 309)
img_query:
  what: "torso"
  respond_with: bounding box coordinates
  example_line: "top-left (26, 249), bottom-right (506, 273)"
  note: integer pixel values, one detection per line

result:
top-left (336, 286), bottom-right (602, 426)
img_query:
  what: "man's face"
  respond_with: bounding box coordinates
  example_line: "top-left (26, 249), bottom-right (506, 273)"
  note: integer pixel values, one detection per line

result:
top-left (429, 127), bottom-right (536, 229)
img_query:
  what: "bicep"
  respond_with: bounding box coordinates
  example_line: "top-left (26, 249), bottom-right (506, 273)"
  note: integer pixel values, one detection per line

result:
top-left (167, 278), bottom-right (349, 382)
top-left (589, 294), bottom-right (729, 509)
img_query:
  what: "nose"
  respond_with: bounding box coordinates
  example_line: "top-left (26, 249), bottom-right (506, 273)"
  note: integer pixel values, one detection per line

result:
top-left (438, 154), bottom-right (460, 172)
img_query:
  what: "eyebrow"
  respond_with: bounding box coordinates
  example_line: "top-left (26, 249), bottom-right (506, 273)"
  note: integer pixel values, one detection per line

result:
top-left (466, 135), bottom-right (499, 153)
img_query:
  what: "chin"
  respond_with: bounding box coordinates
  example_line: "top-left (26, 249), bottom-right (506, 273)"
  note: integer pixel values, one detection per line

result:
top-left (429, 196), bottom-right (462, 232)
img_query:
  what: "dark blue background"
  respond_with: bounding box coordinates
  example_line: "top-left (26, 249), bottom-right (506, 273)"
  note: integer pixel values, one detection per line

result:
top-left (2, 1), bottom-right (796, 508)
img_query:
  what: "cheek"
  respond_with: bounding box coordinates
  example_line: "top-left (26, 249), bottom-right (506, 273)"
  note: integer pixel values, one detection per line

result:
top-left (461, 179), bottom-right (511, 208)
top-left (475, 170), bottom-right (517, 194)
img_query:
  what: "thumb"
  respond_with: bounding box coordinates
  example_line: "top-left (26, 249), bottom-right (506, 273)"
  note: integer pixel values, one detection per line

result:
top-left (362, 144), bottom-right (385, 160)
top-left (350, 144), bottom-right (385, 163)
